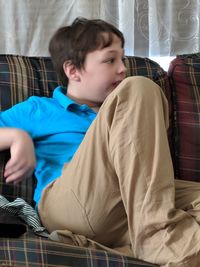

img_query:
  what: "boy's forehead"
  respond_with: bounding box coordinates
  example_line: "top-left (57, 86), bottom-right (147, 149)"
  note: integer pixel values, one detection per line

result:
top-left (102, 48), bottom-right (124, 56)
top-left (98, 31), bottom-right (122, 46)
top-left (101, 38), bottom-right (124, 54)
top-left (99, 32), bottom-right (122, 46)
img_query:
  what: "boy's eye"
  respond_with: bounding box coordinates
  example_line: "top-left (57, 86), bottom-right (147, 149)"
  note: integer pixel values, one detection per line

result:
top-left (122, 57), bottom-right (126, 65)
top-left (122, 57), bottom-right (126, 63)
top-left (104, 58), bottom-right (115, 64)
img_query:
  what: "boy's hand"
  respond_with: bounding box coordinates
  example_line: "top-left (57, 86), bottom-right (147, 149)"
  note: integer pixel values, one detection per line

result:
top-left (4, 130), bottom-right (36, 184)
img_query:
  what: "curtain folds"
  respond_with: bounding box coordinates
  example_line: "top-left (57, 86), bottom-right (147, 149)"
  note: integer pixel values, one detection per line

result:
top-left (0, 0), bottom-right (199, 57)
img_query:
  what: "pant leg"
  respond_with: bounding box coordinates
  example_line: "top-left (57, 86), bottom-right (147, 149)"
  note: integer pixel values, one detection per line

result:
top-left (39, 76), bottom-right (200, 267)
top-left (175, 179), bottom-right (200, 223)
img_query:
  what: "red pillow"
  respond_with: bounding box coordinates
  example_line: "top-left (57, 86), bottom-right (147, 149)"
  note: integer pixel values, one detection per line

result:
top-left (168, 53), bottom-right (200, 181)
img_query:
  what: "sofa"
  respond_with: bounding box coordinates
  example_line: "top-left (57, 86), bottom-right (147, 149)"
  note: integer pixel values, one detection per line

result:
top-left (0, 53), bottom-right (199, 266)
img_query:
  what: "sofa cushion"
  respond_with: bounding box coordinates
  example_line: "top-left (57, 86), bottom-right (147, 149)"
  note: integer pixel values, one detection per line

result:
top-left (0, 232), bottom-right (157, 267)
top-left (0, 55), bottom-right (59, 110)
top-left (168, 53), bottom-right (200, 181)
top-left (0, 55), bottom-right (171, 206)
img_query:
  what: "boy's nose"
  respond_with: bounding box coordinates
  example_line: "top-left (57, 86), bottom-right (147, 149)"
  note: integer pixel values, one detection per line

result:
top-left (118, 61), bottom-right (127, 75)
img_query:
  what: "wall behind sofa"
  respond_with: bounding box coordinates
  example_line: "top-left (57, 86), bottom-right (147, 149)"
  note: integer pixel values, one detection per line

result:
top-left (0, 0), bottom-right (200, 58)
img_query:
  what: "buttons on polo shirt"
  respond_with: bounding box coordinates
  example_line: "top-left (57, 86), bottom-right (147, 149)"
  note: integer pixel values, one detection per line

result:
top-left (78, 104), bottom-right (96, 114)
top-left (79, 104), bottom-right (89, 111)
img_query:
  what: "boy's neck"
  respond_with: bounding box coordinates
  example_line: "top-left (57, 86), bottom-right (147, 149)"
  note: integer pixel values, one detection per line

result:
top-left (67, 91), bottom-right (101, 113)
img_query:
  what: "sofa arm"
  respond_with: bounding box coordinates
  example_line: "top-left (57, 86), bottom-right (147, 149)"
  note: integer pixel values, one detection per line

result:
top-left (168, 53), bottom-right (200, 182)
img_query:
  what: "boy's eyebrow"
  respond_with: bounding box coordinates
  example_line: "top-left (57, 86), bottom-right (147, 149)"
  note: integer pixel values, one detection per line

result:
top-left (104, 49), bottom-right (125, 55)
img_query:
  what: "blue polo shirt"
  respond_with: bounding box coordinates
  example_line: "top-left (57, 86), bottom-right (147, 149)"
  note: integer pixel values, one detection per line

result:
top-left (0, 86), bottom-right (97, 206)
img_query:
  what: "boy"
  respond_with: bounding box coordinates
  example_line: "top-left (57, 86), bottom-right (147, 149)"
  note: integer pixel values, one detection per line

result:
top-left (0, 18), bottom-right (125, 206)
top-left (1, 18), bottom-right (200, 266)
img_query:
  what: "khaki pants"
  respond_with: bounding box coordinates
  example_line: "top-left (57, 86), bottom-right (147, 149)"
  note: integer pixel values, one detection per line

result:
top-left (39, 77), bottom-right (200, 267)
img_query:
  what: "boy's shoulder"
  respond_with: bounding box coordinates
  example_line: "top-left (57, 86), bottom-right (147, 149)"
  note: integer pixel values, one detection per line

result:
top-left (27, 94), bottom-right (54, 104)
top-left (26, 85), bottom-right (66, 104)
top-left (7, 86), bottom-right (68, 115)
top-left (24, 94), bottom-right (53, 105)
top-left (25, 94), bottom-right (60, 113)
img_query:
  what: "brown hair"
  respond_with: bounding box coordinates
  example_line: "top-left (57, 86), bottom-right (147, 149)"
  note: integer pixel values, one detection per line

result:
top-left (49, 17), bottom-right (125, 86)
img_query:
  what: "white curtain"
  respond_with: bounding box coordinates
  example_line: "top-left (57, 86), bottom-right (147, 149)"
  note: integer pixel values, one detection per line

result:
top-left (0, 0), bottom-right (199, 57)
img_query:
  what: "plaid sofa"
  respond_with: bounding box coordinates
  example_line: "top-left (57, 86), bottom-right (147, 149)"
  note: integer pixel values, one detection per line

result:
top-left (0, 53), bottom-right (199, 266)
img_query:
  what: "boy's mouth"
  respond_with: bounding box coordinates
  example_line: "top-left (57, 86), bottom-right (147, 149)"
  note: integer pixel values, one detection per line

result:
top-left (112, 80), bottom-right (122, 88)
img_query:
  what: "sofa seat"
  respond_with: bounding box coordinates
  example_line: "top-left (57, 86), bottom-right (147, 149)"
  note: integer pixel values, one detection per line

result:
top-left (0, 230), bottom-right (157, 267)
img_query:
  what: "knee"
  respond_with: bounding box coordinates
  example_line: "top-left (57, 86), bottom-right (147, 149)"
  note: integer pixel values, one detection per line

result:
top-left (113, 76), bottom-right (163, 103)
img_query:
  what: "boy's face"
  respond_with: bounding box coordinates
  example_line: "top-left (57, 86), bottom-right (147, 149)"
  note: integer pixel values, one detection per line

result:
top-left (72, 33), bottom-right (127, 108)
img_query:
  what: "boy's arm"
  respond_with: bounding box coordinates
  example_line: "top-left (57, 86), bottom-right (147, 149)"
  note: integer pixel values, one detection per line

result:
top-left (0, 128), bottom-right (36, 184)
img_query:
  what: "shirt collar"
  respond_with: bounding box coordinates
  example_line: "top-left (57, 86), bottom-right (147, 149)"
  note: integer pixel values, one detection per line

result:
top-left (53, 86), bottom-right (96, 113)
top-left (53, 86), bottom-right (74, 109)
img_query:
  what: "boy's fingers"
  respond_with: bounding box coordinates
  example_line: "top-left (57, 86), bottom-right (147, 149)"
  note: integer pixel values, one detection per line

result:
top-left (5, 158), bottom-right (34, 176)
top-left (5, 169), bottom-right (26, 184)
top-left (4, 164), bottom-right (32, 183)
top-left (4, 161), bottom-right (20, 177)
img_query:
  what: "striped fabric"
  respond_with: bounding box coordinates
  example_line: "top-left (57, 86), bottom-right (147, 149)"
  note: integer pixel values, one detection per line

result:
top-left (168, 53), bottom-right (200, 181)
top-left (0, 195), bottom-right (48, 237)
top-left (0, 54), bottom-right (168, 267)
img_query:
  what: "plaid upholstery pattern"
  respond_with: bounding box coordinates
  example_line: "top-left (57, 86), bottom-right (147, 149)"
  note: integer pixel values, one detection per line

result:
top-left (0, 55), bottom-right (59, 110)
top-left (125, 56), bottom-right (170, 97)
top-left (168, 53), bottom-right (200, 181)
top-left (0, 234), bottom-right (157, 267)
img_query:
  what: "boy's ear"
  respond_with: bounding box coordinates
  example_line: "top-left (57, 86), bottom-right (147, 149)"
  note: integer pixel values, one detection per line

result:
top-left (63, 61), bottom-right (81, 82)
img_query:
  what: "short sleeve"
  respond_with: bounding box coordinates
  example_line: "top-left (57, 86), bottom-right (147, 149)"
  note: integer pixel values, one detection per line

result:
top-left (0, 96), bottom-right (40, 138)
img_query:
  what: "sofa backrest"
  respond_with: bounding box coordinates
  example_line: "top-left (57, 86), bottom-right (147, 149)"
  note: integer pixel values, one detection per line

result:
top-left (0, 55), bottom-right (171, 206)
top-left (168, 53), bottom-right (200, 182)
